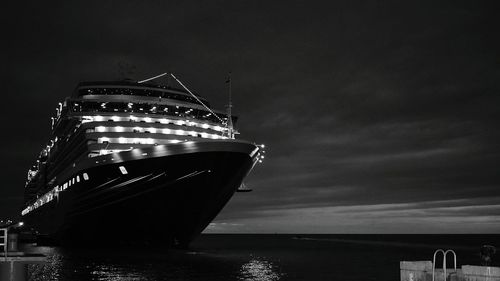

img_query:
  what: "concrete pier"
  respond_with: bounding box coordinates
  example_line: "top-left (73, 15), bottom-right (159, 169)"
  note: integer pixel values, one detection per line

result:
top-left (401, 261), bottom-right (500, 281)
top-left (0, 251), bottom-right (47, 281)
top-left (1, 226), bottom-right (47, 281)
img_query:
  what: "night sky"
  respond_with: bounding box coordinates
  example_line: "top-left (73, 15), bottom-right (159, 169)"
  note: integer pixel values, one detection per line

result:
top-left (1, 1), bottom-right (499, 233)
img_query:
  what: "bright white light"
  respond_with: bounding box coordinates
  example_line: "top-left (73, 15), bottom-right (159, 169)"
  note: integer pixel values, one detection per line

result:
top-left (115, 126), bottom-right (124, 132)
top-left (119, 166), bottom-right (128, 175)
top-left (118, 137), bottom-right (126, 144)
top-left (83, 173), bottom-right (89, 181)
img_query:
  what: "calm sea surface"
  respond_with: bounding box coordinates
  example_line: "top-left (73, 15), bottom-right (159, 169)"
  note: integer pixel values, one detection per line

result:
top-left (24, 234), bottom-right (500, 281)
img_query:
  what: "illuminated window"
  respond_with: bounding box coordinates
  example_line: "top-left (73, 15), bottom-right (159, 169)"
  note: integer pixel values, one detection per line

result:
top-left (83, 173), bottom-right (89, 181)
top-left (119, 166), bottom-right (128, 175)
top-left (76, 175), bottom-right (80, 182)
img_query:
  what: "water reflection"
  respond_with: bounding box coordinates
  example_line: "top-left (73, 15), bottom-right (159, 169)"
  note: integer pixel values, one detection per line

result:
top-left (26, 246), bottom-right (153, 281)
top-left (238, 258), bottom-right (283, 281)
top-left (27, 247), bottom-right (63, 281)
top-left (23, 244), bottom-right (284, 281)
top-left (90, 264), bottom-right (149, 281)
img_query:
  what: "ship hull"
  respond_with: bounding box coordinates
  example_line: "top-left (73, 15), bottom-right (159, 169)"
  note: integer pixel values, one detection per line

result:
top-left (23, 140), bottom-right (259, 247)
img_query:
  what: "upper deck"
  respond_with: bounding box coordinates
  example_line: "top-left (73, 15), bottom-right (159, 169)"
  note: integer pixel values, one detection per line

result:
top-left (74, 81), bottom-right (210, 107)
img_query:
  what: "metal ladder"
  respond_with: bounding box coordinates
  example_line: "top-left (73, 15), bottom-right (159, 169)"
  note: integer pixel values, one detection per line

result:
top-left (432, 249), bottom-right (457, 281)
top-left (0, 228), bottom-right (7, 260)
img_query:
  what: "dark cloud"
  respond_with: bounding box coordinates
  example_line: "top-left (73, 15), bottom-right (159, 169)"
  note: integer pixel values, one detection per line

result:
top-left (1, 1), bottom-right (499, 232)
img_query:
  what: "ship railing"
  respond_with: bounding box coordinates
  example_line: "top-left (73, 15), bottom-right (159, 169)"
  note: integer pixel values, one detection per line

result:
top-left (0, 227), bottom-right (7, 260)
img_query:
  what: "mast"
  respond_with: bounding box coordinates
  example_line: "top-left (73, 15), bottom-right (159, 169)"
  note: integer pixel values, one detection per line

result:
top-left (226, 72), bottom-right (234, 139)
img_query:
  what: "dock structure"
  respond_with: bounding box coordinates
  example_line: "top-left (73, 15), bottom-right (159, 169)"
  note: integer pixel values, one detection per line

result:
top-left (401, 249), bottom-right (500, 281)
top-left (0, 227), bottom-right (47, 281)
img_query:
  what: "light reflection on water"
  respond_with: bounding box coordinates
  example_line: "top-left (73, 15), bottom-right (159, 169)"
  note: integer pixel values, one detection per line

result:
top-left (90, 265), bottom-right (149, 281)
top-left (27, 247), bottom-right (63, 281)
top-left (24, 245), bottom-right (283, 281)
top-left (238, 258), bottom-right (283, 281)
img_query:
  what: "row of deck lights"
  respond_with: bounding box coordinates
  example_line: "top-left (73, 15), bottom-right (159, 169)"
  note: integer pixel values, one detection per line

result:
top-left (93, 126), bottom-right (227, 140)
top-left (98, 137), bottom-right (183, 145)
top-left (81, 115), bottom-right (228, 134)
top-left (22, 172), bottom-right (90, 216)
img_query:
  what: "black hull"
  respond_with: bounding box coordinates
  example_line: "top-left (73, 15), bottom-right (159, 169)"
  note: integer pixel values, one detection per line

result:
top-left (23, 140), bottom-right (258, 247)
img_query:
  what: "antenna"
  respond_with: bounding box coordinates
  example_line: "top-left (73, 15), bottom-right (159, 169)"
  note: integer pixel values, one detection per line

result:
top-left (226, 72), bottom-right (234, 139)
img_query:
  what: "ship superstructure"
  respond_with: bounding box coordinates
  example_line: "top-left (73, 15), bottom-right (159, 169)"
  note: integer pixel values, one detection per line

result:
top-left (21, 75), bottom-right (264, 246)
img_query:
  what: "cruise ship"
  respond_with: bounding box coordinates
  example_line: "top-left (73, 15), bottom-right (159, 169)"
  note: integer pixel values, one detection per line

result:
top-left (20, 74), bottom-right (264, 247)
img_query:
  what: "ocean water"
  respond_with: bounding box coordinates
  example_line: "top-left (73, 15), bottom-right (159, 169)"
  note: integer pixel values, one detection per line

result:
top-left (24, 234), bottom-right (500, 281)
